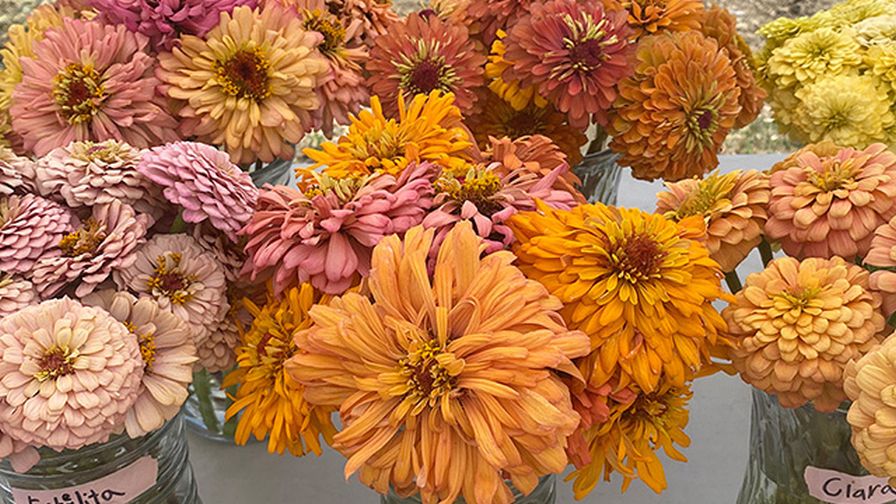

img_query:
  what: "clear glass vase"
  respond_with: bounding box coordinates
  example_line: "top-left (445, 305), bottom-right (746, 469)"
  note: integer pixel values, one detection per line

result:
top-left (247, 157), bottom-right (293, 187)
top-left (571, 149), bottom-right (623, 205)
top-left (183, 369), bottom-right (238, 444)
top-left (737, 389), bottom-right (895, 504)
top-left (380, 475), bottom-right (556, 504)
top-left (0, 413), bottom-right (200, 504)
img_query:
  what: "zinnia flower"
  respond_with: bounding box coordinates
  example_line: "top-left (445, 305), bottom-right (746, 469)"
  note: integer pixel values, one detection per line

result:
top-left (865, 217), bottom-right (896, 317)
top-left (501, 0), bottom-right (633, 128)
top-left (89, 0), bottom-right (258, 52)
top-left (287, 223), bottom-right (591, 504)
top-left (510, 202), bottom-right (729, 392)
top-left (845, 332), bottom-right (896, 486)
top-left (0, 298), bottom-right (144, 450)
top-left (305, 91), bottom-right (473, 178)
top-left (11, 18), bottom-right (178, 157)
top-left (765, 28), bottom-right (862, 91)
top-left (223, 284), bottom-right (336, 455)
top-left (0, 432), bottom-right (39, 474)
top-left (607, 32), bottom-right (742, 181)
top-left (618, 0), bottom-right (704, 38)
top-left (656, 170), bottom-right (770, 272)
top-left (765, 143), bottom-right (896, 260)
top-left (138, 142), bottom-right (258, 242)
top-left (0, 148), bottom-right (35, 196)
top-left (481, 135), bottom-right (584, 201)
top-left (768, 141), bottom-right (843, 174)
top-left (855, 15), bottom-right (896, 47)
top-left (867, 44), bottom-right (896, 96)
top-left (0, 275), bottom-right (37, 319)
top-left (32, 201), bottom-right (149, 298)
top-left (82, 290), bottom-right (198, 437)
top-left (724, 256), bottom-right (886, 412)
top-left (157, 4), bottom-right (329, 164)
top-left (0, 194), bottom-right (74, 276)
top-left (322, 0), bottom-right (400, 48)
top-left (366, 13), bottom-right (485, 117)
top-left (115, 233), bottom-right (229, 344)
top-left (242, 163), bottom-right (434, 295)
top-left (465, 0), bottom-right (537, 46)
top-left (485, 30), bottom-right (548, 113)
top-left (34, 140), bottom-right (161, 217)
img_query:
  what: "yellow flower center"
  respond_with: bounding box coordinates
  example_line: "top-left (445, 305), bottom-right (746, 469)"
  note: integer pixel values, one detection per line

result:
top-left (675, 171), bottom-right (738, 218)
top-left (436, 167), bottom-right (503, 213)
top-left (303, 10), bottom-right (345, 56)
top-left (72, 141), bottom-right (131, 164)
top-left (125, 321), bottom-right (158, 370)
top-left (608, 233), bottom-right (666, 284)
top-left (303, 173), bottom-right (369, 202)
top-left (397, 44), bottom-right (459, 97)
top-left (35, 346), bottom-right (77, 382)
top-left (808, 160), bottom-right (859, 192)
top-left (147, 253), bottom-right (196, 305)
top-left (59, 218), bottom-right (106, 257)
top-left (401, 339), bottom-right (458, 406)
top-left (215, 48), bottom-right (272, 102)
top-left (53, 63), bottom-right (105, 125)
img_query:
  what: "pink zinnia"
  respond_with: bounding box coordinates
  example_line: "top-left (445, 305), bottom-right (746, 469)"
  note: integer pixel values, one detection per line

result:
top-left (90, 0), bottom-right (257, 52)
top-left (0, 194), bottom-right (74, 276)
top-left (139, 142), bottom-right (258, 242)
top-left (242, 163), bottom-right (435, 295)
top-left (0, 276), bottom-right (37, 319)
top-left (0, 148), bottom-right (35, 196)
top-left (11, 18), bottom-right (178, 157)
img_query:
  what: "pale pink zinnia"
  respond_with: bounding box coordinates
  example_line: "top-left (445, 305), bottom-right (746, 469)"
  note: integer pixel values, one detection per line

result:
top-left (0, 298), bottom-right (144, 451)
top-left (89, 0), bottom-right (258, 52)
top-left (0, 194), bottom-right (74, 276)
top-left (32, 200), bottom-right (149, 298)
top-left (242, 163), bottom-right (435, 295)
top-left (197, 317), bottom-right (239, 373)
top-left (765, 143), bottom-right (896, 260)
top-left (115, 233), bottom-right (229, 345)
top-left (0, 148), bottom-right (35, 196)
top-left (0, 276), bottom-right (37, 319)
top-left (82, 290), bottom-right (198, 437)
top-left (11, 18), bottom-right (178, 157)
top-left (0, 431), bottom-right (39, 474)
top-left (138, 142), bottom-right (258, 242)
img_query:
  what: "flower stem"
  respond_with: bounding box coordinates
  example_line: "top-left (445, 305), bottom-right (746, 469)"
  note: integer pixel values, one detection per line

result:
top-left (759, 240), bottom-right (774, 268)
top-left (169, 213), bottom-right (187, 234)
top-left (192, 369), bottom-right (221, 434)
top-left (725, 270), bottom-right (743, 294)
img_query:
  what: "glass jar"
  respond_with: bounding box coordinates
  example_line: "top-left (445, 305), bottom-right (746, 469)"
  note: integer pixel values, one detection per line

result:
top-left (380, 475), bottom-right (556, 504)
top-left (571, 150), bottom-right (623, 206)
top-left (247, 157), bottom-right (293, 187)
top-left (0, 413), bottom-right (200, 504)
top-left (737, 389), bottom-right (895, 504)
top-left (183, 369), bottom-right (238, 443)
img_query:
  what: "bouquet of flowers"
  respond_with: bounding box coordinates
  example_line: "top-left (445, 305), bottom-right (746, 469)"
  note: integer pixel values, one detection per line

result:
top-left (756, 0), bottom-right (896, 149)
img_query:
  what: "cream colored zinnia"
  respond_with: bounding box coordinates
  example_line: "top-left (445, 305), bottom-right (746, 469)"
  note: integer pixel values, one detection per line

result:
top-left (766, 27), bottom-right (862, 90)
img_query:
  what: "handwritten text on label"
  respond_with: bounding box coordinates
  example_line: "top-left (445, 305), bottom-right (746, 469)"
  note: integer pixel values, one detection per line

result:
top-left (10, 456), bottom-right (158, 504)
top-left (805, 466), bottom-right (896, 504)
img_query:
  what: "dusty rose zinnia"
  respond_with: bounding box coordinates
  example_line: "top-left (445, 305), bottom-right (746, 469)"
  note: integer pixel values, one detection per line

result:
top-left (0, 298), bottom-right (144, 450)
top-left (11, 18), bottom-right (178, 157)
top-left (0, 276), bottom-right (37, 319)
top-left (765, 143), bottom-right (896, 260)
top-left (366, 12), bottom-right (485, 117)
top-left (89, 0), bottom-right (257, 52)
top-left (0, 148), bottom-right (35, 196)
top-left (197, 314), bottom-right (240, 373)
top-left (0, 194), bottom-right (74, 276)
top-left (502, 0), bottom-right (634, 128)
top-left (115, 233), bottom-right (229, 345)
top-left (138, 142), bottom-right (258, 242)
top-left (82, 290), bottom-right (197, 437)
top-left (242, 163), bottom-right (434, 295)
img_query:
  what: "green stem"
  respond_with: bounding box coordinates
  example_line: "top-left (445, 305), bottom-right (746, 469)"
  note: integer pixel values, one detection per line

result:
top-left (169, 213), bottom-right (187, 234)
top-left (759, 239), bottom-right (774, 268)
top-left (587, 125), bottom-right (609, 154)
top-left (725, 270), bottom-right (743, 294)
top-left (192, 369), bottom-right (221, 434)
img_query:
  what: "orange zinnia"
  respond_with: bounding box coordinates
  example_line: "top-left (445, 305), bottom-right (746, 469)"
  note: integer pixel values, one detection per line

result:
top-left (287, 222), bottom-right (590, 504)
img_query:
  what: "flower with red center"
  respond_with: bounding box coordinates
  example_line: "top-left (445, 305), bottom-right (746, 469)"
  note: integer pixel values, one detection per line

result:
top-left (11, 18), bottom-right (178, 157)
top-left (0, 194), bottom-right (74, 277)
top-left (607, 31), bottom-right (742, 181)
top-left (366, 13), bottom-right (485, 117)
top-left (502, 0), bottom-right (634, 128)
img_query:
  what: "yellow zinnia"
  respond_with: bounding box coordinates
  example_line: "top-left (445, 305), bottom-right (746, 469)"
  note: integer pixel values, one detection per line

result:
top-left (485, 30), bottom-right (548, 111)
top-left (304, 90), bottom-right (473, 178)
top-left (223, 284), bottom-right (336, 456)
top-left (765, 27), bottom-right (862, 90)
top-left (510, 202), bottom-right (730, 393)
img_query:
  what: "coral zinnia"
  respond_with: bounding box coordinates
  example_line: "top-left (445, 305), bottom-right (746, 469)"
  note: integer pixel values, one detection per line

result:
top-left (242, 163), bottom-right (434, 295)
top-left (287, 223), bottom-right (590, 504)
top-left (618, 0), bottom-right (704, 39)
top-left (11, 18), bottom-right (178, 157)
top-left (322, 0), bottom-right (400, 48)
top-left (865, 217), bottom-right (896, 317)
top-left (510, 202), bottom-right (729, 392)
top-left (465, 0), bottom-right (537, 47)
top-left (366, 13), bottom-right (485, 117)
top-left (224, 284), bottom-right (336, 456)
top-left (765, 143), bottom-right (896, 260)
top-left (725, 257), bottom-right (886, 412)
top-left (0, 298), bottom-right (144, 451)
top-left (656, 170), bottom-right (770, 272)
top-left (481, 135), bottom-right (584, 201)
top-left (0, 275), bottom-right (36, 319)
top-left (305, 91), bottom-right (472, 177)
top-left (607, 31), bottom-right (741, 181)
top-left (82, 290), bottom-right (198, 437)
top-left (502, 0), bottom-right (633, 128)
top-left (0, 194), bottom-right (73, 276)
top-left (157, 4), bottom-right (329, 164)
top-left (89, 0), bottom-right (258, 52)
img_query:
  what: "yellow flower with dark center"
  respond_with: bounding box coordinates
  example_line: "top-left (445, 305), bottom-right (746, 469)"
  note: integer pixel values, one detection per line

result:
top-left (510, 202), bottom-right (729, 392)
top-left (223, 283), bottom-right (336, 456)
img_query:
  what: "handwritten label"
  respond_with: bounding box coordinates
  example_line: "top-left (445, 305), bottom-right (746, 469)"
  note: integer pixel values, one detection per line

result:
top-left (11, 456), bottom-right (158, 504)
top-left (805, 466), bottom-right (896, 504)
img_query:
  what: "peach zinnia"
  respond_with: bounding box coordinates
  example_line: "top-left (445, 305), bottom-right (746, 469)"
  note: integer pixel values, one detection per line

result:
top-left (724, 257), bottom-right (886, 412)
top-left (865, 216), bottom-right (896, 317)
top-left (287, 223), bottom-right (590, 504)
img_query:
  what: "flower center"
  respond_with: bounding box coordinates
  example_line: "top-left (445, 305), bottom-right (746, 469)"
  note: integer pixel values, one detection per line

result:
top-left (398, 46), bottom-right (459, 97)
top-left (436, 167), bottom-right (504, 214)
top-left (215, 48), bottom-right (272, 102)
top-left (418, 8), bottom-right (438, 18)
top-left (35, 346), bottom-right (76, 382)
top-left (72, 141), bottom-right (134, 164)
top-left (53, 63), bottom-right (105, 125)
top-left (304, 10), bottom-right (346, 56)
top-left (675, 172), bottom-right (738, 218)
top-left (59, 218), bottom-right (106, 257)
top-left (401, 340), bottom-right (459, 406)
top-left (147, 253), bottom-right (195, 305)
top-left (610, 233), bottom-right (666, 283)
top-left (808, 160), bottom-right (859, 192)
top-left (776, 288), bottom-right (822, 313)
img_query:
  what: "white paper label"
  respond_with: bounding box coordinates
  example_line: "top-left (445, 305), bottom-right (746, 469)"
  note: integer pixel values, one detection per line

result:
top-left (11, 456), bottom-right (158, 504)
top-left (805, 466), bottom-right (896, 504)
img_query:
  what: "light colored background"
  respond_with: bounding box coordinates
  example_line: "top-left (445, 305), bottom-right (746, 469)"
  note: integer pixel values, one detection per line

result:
top-left (187, 153), bottom-right (784, 504)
